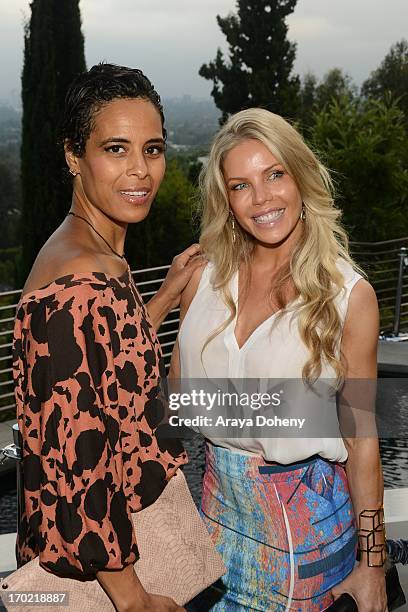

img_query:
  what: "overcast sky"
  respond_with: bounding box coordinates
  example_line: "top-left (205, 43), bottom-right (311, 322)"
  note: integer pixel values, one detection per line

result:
top-left (0, 0), bottom-right (407, 105)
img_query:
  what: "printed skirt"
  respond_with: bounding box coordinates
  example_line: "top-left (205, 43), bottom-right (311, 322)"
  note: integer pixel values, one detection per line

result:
top-left (191, 443), bottom-right (357, 611)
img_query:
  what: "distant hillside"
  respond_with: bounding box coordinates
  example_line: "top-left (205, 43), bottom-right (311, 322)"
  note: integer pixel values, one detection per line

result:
top-left (163, 96), bottom-right (220, 147)
top-left (0, 97), bottom-right (221, 150)
top-left (0, 104), bottom-right (21, 145)
top-left (0, 103), bottom-right (20, 124)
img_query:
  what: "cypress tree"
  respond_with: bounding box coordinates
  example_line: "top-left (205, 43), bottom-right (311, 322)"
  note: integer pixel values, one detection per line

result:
top-left (199, 0), bottom-right (300, 123)
top-left (20, 0), bottom-right (86, 281)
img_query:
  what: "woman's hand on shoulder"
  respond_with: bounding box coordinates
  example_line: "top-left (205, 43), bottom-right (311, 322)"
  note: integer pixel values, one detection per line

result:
top-left (167, 249), bottom-right (208, 378)
top-left (146, 244), bottom-right (207, 331)
top-left (158, 244), bottom-right (208, 311)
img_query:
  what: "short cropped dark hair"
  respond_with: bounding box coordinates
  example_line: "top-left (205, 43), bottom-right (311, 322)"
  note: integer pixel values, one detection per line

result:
top-left (61, 63), bottom-right (166, 157)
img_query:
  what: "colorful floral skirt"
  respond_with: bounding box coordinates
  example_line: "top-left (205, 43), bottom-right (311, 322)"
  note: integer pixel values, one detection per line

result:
top-left (192, 443), bottom-right (357, 611)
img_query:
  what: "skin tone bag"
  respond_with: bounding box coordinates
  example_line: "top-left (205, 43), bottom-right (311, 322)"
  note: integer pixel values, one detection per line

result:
top-left (0, 469), bottom-right (226, 610)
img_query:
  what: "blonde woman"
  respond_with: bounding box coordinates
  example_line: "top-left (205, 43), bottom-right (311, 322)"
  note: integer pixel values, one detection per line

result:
top-left (171, 109), bottom-right (387, 611)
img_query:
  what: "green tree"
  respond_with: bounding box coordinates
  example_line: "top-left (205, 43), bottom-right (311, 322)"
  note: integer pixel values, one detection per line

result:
top-left (199, 0), bottom-right (300, 123)
top-left (315, 68), bottom-right (356, 109)
top-left (0, 162), bottom-right (21, 288)
top-left (20, 0), bottom-right (86, 281)
top-left (299, 69), bottom-right (356, 130)
top-left (362, 39), bottom-right (408, 120)
top-left (126, 159), bottom-right (196, 268)
top-left (311, 97), bottom-right (408, 242)
top-left (0, 163), bottom-right (19, 249)
top-left (298, 72), bottom-right (317, 128)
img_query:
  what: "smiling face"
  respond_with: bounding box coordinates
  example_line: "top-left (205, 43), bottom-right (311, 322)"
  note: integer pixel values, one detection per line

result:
top-left (67, 97), bottom-right (166, 224)
top-left (223, 138), bottom-right (303, 248)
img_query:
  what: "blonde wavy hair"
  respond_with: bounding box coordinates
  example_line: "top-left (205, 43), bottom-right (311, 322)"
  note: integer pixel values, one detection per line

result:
top-left (198, 108), bottom-right (365, 387)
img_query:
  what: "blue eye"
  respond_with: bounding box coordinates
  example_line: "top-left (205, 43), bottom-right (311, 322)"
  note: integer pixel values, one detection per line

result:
top-left (268, 170), bottom-right (284, 181)
top-left (231, 182), bottom-right (247, 191)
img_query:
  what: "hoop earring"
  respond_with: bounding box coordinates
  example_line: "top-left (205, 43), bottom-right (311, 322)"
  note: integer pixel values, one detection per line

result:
top-left (300, 205), bottom-right (306, 221)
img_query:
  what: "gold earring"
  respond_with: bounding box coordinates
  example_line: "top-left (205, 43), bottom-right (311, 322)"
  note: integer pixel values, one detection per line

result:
top-left (230, 213), bottom-right (236, 244)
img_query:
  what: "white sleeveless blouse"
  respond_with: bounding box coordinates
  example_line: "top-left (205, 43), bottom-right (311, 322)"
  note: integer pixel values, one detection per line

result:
top-left (178, 259), bottom-right (363, 463)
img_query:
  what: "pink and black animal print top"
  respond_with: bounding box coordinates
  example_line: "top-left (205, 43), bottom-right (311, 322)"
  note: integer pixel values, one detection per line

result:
top-left (13, 265), bottom-right (187, 578)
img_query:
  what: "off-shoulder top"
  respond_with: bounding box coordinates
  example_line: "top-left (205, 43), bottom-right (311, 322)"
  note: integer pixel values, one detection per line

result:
top-left (13, 265), bottom-right (187, 578)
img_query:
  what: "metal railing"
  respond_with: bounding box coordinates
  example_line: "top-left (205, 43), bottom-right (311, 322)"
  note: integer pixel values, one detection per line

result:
top-left (0, 239), bottom-right (407, 416)
top-left (349, 238), bottom-right (408, 337)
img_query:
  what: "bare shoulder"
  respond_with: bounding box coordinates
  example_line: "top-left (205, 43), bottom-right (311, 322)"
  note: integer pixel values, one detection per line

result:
top-left (22, 232), bottom-right (125, 296)
top-left (23, 250), bottom-right (97, 295)
top-left (344, 279), bottom-right (379, 332)
top-left (179, 262), bottom-right (208, 322)
top-left (341, 279), bottom-right (379, 373)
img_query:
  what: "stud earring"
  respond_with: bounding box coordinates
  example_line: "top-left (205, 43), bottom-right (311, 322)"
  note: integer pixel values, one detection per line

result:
top-left (69, 169), bottom-right (77, 177)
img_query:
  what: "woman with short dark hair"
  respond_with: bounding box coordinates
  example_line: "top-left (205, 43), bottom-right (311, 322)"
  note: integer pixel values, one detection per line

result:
top-left (13, 63), bottom-right (204, 611)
